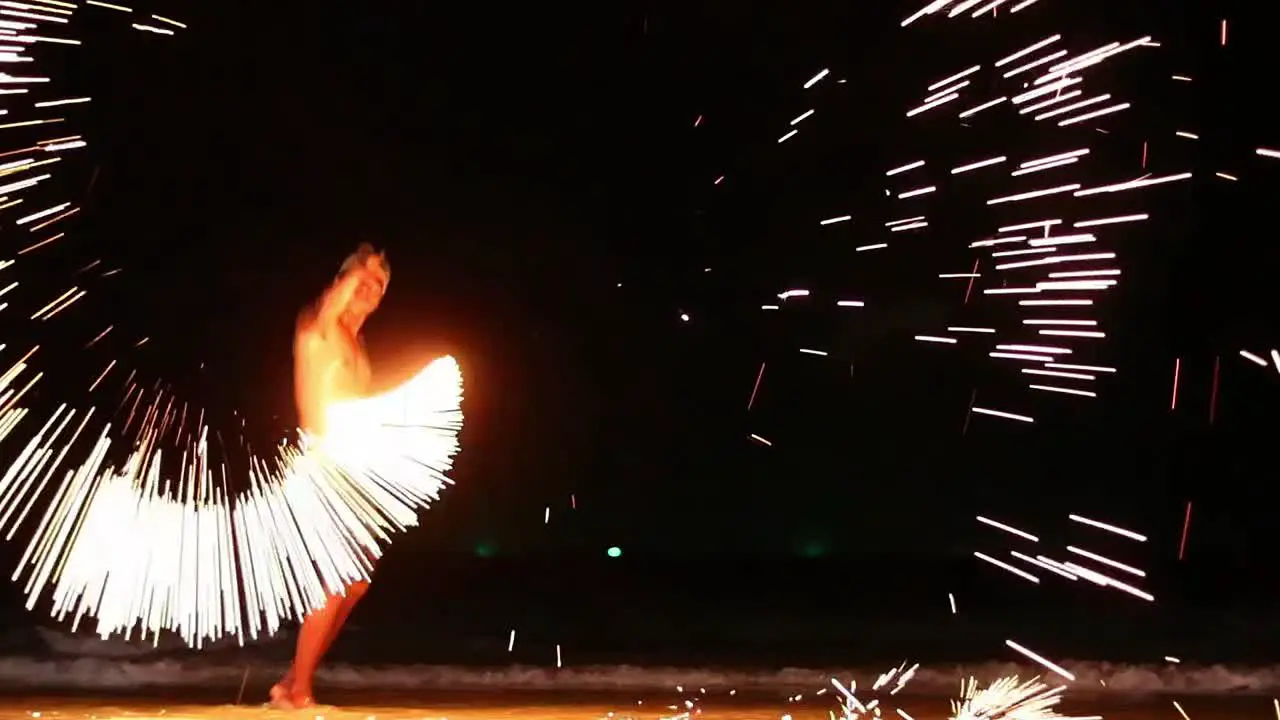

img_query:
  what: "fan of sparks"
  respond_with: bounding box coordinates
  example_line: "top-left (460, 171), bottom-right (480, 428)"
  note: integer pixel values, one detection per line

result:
top-left (0, 2), bottom-right (465, 648)
top-left (710, 0), bottom-right (1209, 433)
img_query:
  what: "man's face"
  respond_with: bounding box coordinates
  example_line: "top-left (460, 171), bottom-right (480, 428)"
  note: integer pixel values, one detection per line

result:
top-left (342, 257), bottom-right (389, 318)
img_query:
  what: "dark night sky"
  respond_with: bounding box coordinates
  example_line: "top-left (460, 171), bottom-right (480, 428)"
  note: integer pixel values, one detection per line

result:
top-left (1, 0), bottom-right (1275, 586)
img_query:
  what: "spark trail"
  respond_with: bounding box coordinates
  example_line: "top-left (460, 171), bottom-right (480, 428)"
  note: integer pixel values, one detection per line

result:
top-left (0, 4), bottom-right (466, 648)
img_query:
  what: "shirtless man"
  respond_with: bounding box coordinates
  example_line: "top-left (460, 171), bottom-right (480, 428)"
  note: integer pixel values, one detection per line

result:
top-left (271, 243), bottom-right (391, 709)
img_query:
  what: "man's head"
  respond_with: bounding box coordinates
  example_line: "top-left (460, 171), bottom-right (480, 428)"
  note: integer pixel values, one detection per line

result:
top-left (330, 243), bottom-right (390, 325)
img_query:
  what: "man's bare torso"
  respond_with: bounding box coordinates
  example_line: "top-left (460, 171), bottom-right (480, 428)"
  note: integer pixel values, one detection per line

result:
top-left (294, 308), bottom-right (372, 435)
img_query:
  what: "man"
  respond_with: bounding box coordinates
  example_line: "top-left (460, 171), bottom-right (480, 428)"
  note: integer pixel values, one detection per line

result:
top-left (271, 243), bottom-right (392, 709)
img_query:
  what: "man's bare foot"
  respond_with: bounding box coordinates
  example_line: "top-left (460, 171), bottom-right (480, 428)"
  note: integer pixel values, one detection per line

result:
top-left (269, 683), bottom-right (295, 710)
top-left (290, 687), bottom-right (317, 708)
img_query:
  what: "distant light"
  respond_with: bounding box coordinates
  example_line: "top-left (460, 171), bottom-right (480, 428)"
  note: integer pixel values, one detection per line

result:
top-left (606, 546), bottom-right (623, 558)
top-left (474, 543), bottom-right (497, 558)
top-left (680, 313), bottom-right (690, 322)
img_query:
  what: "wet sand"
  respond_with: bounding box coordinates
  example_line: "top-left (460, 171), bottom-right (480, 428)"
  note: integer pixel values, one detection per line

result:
top-left (0, 693), bottom-right (1270, 720)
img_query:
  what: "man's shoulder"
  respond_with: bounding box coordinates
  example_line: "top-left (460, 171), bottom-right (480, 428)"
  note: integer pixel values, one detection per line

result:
top-left (295, 307), bottom-right (329, 348)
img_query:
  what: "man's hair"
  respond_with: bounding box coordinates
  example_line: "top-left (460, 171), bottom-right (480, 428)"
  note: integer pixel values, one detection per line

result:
top-left (337, 243), bottom-right (390, 284)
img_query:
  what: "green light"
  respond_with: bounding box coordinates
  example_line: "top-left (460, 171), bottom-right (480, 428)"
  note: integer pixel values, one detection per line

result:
top-left (606, 546), bottom-right (622, 558)
top-left (799, 540), bottom-right (827, 558)
top-left (474, 542), bottom-right (497, 558)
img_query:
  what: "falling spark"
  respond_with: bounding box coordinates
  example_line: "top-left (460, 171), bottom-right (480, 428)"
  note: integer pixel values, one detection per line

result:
top-left (1005, 640), bottom-right (1074, 681)
top-left (1177, 502), bottom-right (1192, 561)
top-left (1068, 514), bottom-right (1148, 542)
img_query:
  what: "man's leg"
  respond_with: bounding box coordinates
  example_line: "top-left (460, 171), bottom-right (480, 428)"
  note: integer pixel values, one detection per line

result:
top-left (279, 581), bottom-right (371, 706)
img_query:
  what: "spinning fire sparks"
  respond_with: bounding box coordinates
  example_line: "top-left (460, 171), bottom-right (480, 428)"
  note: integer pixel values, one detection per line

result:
top-left (0, 5), bottom-right (464, 647)
top-left (829, 662), bottom-right (920, 720)
top-left (949, 675), bottom-right (1099, 720)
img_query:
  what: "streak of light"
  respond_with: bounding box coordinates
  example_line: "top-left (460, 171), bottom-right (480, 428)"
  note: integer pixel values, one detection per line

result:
top-left (1178, 501), bottom-right (1192, 561)
top-left (1005, 639), bottom-right (1075, 681)
top-left (1239, 350), bottom-right (1267, 367)
top-left (1066, 545), bottom-right (1145, 577)
top-left (1171, 357), bottom-right (1181, 410)
top-left (886, 160), bottom-right (925, 176)
top-left (914, 335), bottom-right (956, 344)
top-left (899, 186), bottom-right (937, 199)
top-left (928, 64), bottom-right (981, 91)
top-left (1019, 89), bottom-right (1083, 115)
top-left (892, 221), bottom-right (929, 231)
top-left (749, 434), bottom-right (772, 447)
top-left (1172, 75), bottom-right (1192, 81)
top-left (1011, 157), bottom-right (1077, 175)
top-left (887, 216), bottom-right (926, 226)
top-left (948, 593), bottom-right (956, 614)
top-left (799, 348), bottom-right (828, 357)
top-left (791, 109), bottom-right (815, 125)
top-left (856, 243), bottom-right (887, 252)
top-left (901, 0), bottom-right (951, 28)
top-left (971, 407), bottom-right (1034, 423)
top-left (507, 629), bottom-right (516, 652)
top-left (132, 24), bottom-right (175, 36)
top-left (820, 215), bottom-right (851, 225)
top-left (1027, 233), bottom-right (1096, 247)
top-left (1257, 148), bottom-right (1280, 159)
top-left (995, 251), bottom-right (1113, 270)
top-left (1068, 514), bottom-right (1148, 541)
top-left (1012, 76), bottom-right (1081, 105)
top-left (947, 326), bottom-right (994, 333)
top-left (997, 34), bottom-right (1062, 68)
top-left (952, 155), bottom-right (1006, 174)
top-left (992, 352), bottom-right (1053, 362)
top-left (747, 363), bottom-right (765, 410)
top-left (987, 183), bottom-right (1081, 205)
top-left (1011, 550), bottom-right (1078, 580)
top-left (1024, 368), bottom-right (1095, 381)
top-left (974, 552), bottom-right (1039, 583)
top-left (1063, 561), bottom-right (1155, 601)
top-left (997, 344), bottom-right (1070, 354)
top-left (976, 515), bottom-right (1039, 542)
top-left (958, 96), bottom-right (1006, 118)
top-left (1058, 102), bottom-right (1131, 126)
top-left (926, 79), bottom-right (970, 103)
top-left (1034, 93), bottom-right (1111, 121)
top-left (1074, 213), bottom-right (1148, 227)
top-left (1046, 363), bottom-right (1113, 374)
top-left (803, 68), bottom-right (829, 88)
top-left (33, 97), bottom-right (89, 107)
top-left (906, 92), bottom-right (959, 117)
top-left (1001, 219), bottom-right (1060, 232)
top-left (1024, 318), bottom-right (1096, 326)
top-left (1038, 329), bottom-right (1106, 338)
top-left (836, 300), bottom-right (865, 307)
top-left (1003, 49), bottom-right (1068, 78)
top-left (1022, 148), bottom-right (1089, 167)
top-left (777, 129), bottom-right (798, 143)
top-left (1176, 130), bottom-right (1199, 140)
top-left (152, 15), bottom-right (188, 29)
